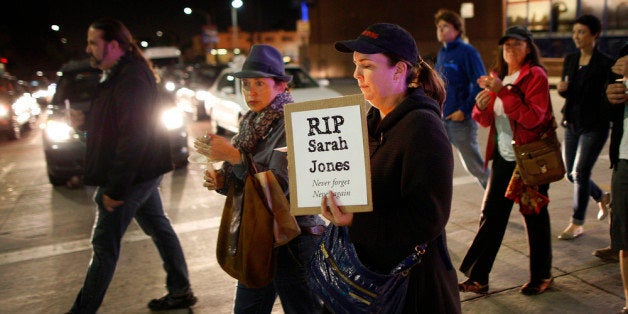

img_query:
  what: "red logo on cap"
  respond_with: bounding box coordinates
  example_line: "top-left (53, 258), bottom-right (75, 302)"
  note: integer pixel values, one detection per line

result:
top-left (361, 30), bottom-right (379, 39)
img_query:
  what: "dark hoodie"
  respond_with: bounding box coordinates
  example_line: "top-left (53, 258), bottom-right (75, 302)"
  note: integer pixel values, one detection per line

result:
top-left (350, 87), bottom-right (461, 313)
top-left (609, 43), bottom-right (628, 168)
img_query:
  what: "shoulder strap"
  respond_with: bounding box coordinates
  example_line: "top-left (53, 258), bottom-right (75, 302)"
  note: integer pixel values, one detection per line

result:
top-left (504, 83), bottom-right (557, 139)
top-left (240, 151), bottom-right (259, 174)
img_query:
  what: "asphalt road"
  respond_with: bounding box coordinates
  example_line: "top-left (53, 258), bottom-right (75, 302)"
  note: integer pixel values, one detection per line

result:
top-left (0, 82), bottom-right (624, 313)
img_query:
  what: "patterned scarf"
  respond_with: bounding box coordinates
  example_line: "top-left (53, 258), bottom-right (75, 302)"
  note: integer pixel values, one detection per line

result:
top-left (232, 91), bottom-right (294, 153)
top-left (505, 166), bottom-right (550, 215)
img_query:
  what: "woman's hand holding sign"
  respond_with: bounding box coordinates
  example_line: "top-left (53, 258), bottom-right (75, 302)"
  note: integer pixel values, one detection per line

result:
top-left (321, 191), bottom-right (353, 226)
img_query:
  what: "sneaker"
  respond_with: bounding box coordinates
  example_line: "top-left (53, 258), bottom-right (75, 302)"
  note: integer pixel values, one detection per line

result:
top-left (597, 192), bottom-right (611, 221)
top-left (148, 291), bottom-right (197, 311)
top-left (593, 246), bottom-right (619, 262)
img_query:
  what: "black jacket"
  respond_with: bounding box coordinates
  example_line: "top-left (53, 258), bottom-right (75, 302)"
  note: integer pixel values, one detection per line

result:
top-left (609, 43), bottom-right (628, 168)
top-left (350, 88), bottom-right (461, 313)
top-left (84, 53), bottom-right (173, 200)
top-left (559, 48), bottom-right (615, 132)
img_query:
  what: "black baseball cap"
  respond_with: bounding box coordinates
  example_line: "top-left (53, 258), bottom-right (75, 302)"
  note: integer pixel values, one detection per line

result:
top-left (498, 26), bottom-right (534, 45)
top-left (334, 23), bottom-right (419, 65)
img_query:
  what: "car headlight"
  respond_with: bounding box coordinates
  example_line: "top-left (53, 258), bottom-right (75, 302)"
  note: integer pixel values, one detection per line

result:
top-left (45, 120), bottom-right (74, 142)
top-left (0, 103), bottom-right (9, 118)
top-left (176, 98), bottom-right (194, 113)
top-left (161, 108), bottom-right (184, 130)
top-left (176, 87), bottom-right (195, 98)
top-left (165, 81), bottom-right (176, 92)
top-left (32, 89), bottom-right (48, 99)
top-left (195, 90), bottom-right (210, 101)
top-left (203, 92), bottom-right (219, 108)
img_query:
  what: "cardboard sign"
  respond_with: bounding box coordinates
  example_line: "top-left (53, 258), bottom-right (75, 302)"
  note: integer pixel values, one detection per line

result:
top-left (284, 94), bottom-right (372, 215)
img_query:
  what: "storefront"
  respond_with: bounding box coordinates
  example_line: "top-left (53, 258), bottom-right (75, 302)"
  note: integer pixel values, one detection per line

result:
top-left (506, 0), bottom-right (627, 57)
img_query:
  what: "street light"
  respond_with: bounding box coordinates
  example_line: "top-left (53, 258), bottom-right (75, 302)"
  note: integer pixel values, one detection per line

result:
top-left (183, 7), bottom-right (211, 25)
top-left (231, 0), bottom-right (243, 49)
top-left (50, 24), bottom-right (68, 45)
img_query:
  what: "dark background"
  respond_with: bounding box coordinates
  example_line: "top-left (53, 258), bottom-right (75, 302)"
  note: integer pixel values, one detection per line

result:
top-left (1, 0), bottom-right (304, 79)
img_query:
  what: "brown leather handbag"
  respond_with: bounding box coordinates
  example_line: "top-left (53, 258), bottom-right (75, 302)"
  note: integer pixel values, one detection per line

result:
top-left (215, 154), bottom-right (300, 288)
top-left (253, 168), bottom-right (301, 247)
top-left (216, 160), bottom-right (277, 288)
top-left (512, 124), bottom-right (565, 186)
top-left (506, 84), bottom-right (566, 185)
top-left (506, 83), bottom-right (566, 186)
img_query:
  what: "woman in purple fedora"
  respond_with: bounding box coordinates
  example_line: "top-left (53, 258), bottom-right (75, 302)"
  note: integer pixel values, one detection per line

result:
top-left (194, 44), bottom-right (325, 313)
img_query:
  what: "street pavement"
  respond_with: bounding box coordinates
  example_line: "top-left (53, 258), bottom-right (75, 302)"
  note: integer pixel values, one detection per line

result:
top-left (0, 80), bottom-right (623, 313)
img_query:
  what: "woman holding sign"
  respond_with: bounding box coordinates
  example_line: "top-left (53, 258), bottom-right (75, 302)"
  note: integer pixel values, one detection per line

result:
top-left (318, 23), bottom-right (461, 313)
top-left (194, 44), bottom-right (325, 313)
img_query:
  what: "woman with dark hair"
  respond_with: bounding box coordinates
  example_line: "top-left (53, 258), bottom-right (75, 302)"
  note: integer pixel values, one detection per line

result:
top-left (458, 26), bottom-right (554, 296)
top-left (556, 14), bottom-right (615, 240)
top-left (319, 23), bottom-right (461, 313)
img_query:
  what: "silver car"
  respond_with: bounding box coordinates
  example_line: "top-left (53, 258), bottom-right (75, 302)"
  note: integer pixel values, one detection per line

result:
top-left (203, 63), bottom-right (342, 134)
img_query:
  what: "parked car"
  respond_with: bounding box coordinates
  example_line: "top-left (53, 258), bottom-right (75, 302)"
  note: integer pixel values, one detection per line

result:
top-left (143, 46), bottom-right (185, 93)
top-left (203, 61), bottom-right (342, 134)
top-left (42, 59), bottom-right (189, 186)
top-left (0, 74), bottom-right (41, 139)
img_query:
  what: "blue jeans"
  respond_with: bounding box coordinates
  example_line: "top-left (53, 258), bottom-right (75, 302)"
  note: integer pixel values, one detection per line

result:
top-left (563, 127), bottom-right (609, 225)
top-left (70, 176), bottom-right (191, 313)
top-left (234, 233), bottom-right (323, 314)
top-left (445, 119), bottom-right (490, 188)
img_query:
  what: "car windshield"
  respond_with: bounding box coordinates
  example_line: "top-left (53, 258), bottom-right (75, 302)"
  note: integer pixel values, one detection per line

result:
top-left (52, 70), bottom-right (99, 104)
top-left (286, 68), bottom-right (319, 88)
top-left (217, 72), bottom-right (236, 94)
top-left (186, 64), bottom-right (225, 87)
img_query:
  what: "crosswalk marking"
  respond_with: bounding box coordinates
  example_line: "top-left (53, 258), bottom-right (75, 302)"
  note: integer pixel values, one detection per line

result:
top-left (0, 217), bottom-right (221, 266)
top-left (0, 175), bottom-right (482, 266)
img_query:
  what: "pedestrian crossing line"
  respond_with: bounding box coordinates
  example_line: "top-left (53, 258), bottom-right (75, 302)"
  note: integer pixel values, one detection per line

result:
top-left (0, 175), bottom-right (477, 266)
top-left (0, 217), bottom-right (221, 266)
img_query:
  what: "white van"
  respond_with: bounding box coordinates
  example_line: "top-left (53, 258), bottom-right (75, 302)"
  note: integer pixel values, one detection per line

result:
top-left (143, 46), bottom-right (181, 68)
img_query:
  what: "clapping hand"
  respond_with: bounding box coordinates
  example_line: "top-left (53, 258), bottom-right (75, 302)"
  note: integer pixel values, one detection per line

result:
top-left (477, 72), bottom-right (503, 93)
top-left (475, 89), bottom-right (492, 110)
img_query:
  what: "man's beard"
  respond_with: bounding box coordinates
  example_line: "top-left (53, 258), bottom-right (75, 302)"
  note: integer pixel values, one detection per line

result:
top-left (89, 45), bottom-right (109, 69)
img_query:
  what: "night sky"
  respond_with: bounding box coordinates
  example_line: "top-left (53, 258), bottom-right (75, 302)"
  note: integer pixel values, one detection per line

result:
top-left (1, 0), bottom-right (303, 79)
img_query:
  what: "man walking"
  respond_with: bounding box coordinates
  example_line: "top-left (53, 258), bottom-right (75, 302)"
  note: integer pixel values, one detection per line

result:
top-left (435, 9), bottom-right (490, 188)
top-left (67, 18), bottom-right (196, 313)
